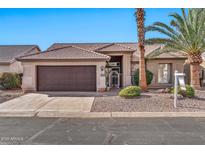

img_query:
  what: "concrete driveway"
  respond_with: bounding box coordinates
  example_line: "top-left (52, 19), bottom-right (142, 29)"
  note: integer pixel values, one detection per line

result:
top-left (0, 93), bottom-right (94, 117)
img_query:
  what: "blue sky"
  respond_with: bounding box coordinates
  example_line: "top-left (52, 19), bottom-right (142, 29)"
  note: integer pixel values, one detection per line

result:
top-left (0, 8), bottom-right (181, 50)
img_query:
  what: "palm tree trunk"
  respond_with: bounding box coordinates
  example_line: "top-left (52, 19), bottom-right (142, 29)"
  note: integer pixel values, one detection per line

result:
top-left (136, 8), bottom-right (147, 91)
top-left (190, 63), bottom-right (201, 89)
top-left (139, 44), bottom-right (147, 90)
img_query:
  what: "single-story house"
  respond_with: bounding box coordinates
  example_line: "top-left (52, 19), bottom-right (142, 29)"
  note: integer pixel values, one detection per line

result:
top-left (17, 42), bottom-right (205, 92)
top-left (0, 45), bottom-right (40, 74)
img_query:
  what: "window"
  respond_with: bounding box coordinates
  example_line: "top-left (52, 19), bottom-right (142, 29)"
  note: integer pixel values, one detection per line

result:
top-left (158, 64), bottom-right (172, 83)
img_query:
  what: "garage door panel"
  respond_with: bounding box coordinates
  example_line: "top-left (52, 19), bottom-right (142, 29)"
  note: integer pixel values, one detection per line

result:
top-left (37, 66), bottom-right (96, 91)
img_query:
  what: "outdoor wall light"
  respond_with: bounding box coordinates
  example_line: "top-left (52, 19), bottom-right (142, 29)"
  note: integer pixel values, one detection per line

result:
top-left (100, 66), bottom-right (105, 71)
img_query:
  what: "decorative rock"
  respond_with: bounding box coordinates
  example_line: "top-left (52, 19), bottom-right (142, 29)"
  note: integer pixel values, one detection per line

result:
top-left (164, 88), bottom-right (170, 93)
top-left (155, 89), bottom-right (165, 93)
top-left (170, 94), bottom-right (184, 99)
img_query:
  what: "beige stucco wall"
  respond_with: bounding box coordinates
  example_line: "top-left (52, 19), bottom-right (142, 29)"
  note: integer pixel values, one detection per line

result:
top-left (21, 60), bottom-right (107, 92)
top-left (0, 65), bottom-right (10, 73)
top-left (123, 53), bottom-right (132, 86)
top-left (201, 61), bottom-right (205, 69)
top-left (131, 62), bottom-right (139, 75)
top-left (146, 59), bottom-right (186, 88)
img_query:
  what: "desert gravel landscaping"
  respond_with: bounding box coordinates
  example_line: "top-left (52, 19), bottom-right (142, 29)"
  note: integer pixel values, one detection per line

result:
top-left (91, 90), bottom-right (205, 112)
top-left (0, 89), bottom-right (23, 104)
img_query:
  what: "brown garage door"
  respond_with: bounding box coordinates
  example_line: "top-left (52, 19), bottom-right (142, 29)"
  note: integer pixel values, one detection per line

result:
top-left (37, 66), bottom-right (96, 91)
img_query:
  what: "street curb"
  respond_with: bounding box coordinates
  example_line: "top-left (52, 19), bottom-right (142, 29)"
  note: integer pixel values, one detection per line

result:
top-left (0, 111), bottom-right (36, 117)
top-left (111, 112), bottom-right (205, 118)
top-left (37, 111), bottom-right (111, 118)
top-left (1, 111), bottom-right (205, 118)
top-left (36, 111), bottom-right (205, 118)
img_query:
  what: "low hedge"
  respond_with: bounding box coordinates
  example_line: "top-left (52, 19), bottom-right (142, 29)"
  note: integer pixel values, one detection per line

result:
top-left (169, 85), bottom-right (195, 98)
top-left (119, 86), bottom-right (141, 98)
top-left (133, 69), bottom-right (153, 86)
top-left (0, 72), bottom-right (21, 89)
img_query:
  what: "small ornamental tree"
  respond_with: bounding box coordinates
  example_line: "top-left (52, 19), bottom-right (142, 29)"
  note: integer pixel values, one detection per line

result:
top-left (0, 73), bottom-right (21, 89)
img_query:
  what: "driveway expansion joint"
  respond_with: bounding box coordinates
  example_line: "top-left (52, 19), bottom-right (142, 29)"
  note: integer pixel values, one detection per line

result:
top-left (33, 97), bottom-right (56, 117)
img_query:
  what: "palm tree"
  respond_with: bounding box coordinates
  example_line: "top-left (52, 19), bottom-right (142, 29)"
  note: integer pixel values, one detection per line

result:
top-left (146, 8), bottom-right (205, 89)
top-left (135, 8), bottom-right (148, 91)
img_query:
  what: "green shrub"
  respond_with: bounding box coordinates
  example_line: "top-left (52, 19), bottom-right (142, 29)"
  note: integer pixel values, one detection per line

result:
top-left (169, 85), bottom-right (195, 98)
top-left (133, 69), bottom-right (153, 86)
top-left (119, 86), bottom-right (141, 98)
top-left (18, 73), bottom-right (23, 84)
top-left (0, 72), bottom-right (21, 89)
top-left (169, 86), bottom-right (181, 94)
top-left (185, 85), bottom-right (195, 98)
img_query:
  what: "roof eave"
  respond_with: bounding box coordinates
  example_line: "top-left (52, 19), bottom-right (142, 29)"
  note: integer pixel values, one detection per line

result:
top-left (146, 57), bottom-right (187, 60)
top-left (97, 50), bottom-right (136, 53)
top-left (0, 62), bottom-right (10, 65)
top-left (17, 57), bottom-right (110, 62)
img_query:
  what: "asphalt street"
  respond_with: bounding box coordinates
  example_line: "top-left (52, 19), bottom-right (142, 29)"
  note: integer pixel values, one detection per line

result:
top-left (0, 117), bottom-right (205, 144)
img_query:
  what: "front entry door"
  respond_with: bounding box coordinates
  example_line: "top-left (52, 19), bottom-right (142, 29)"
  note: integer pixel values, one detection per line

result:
top-left (109, 71), bottom-right (120, 88)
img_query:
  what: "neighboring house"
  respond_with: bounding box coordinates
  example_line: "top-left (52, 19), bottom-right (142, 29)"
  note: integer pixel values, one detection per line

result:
top-left (18, 42), bottom-right (200, 92)
top-left (0, 45), bottom-right (41, 75)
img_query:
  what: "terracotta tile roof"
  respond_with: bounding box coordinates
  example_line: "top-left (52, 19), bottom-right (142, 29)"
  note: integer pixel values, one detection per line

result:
top-left (116, 43), bottom-right (138, 50)
top-left (151, 52), bottom-right (186, 59)
top-left (49, 43), bottom-right (188, 61)
top-left (0, 45), bottom-right (40, 64)
top-left (132, 44), bottom-right (162, 62)
top-left (49, 43), bottom-right (136, 52)
top-left (95, 43), bottom-right (136, 52)
top-left (48, 43), bottom-right (111, 51)
top-left (145, 46), bottom-right (187, 60)
top-left (18, 45), bottom-right (110, 61)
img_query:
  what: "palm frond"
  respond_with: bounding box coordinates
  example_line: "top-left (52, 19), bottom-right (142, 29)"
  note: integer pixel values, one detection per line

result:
top-left (145, 25), bottom-right (178, 40)
top-left (146, 8), bottom-right (205, 56)
top-left (153, 22), bottom-right (179, 37)
top-left (145, 38), bottom-right (174, 44)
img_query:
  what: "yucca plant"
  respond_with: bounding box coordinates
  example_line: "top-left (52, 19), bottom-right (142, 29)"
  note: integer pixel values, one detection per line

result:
top-left (135, 8), bottom-right (148, 91)
top-left (146, 8), bottom-right (205, 89)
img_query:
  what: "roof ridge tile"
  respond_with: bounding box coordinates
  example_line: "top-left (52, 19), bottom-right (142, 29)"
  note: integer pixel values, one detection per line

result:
top-left (115, 43), bottom-right (136, 51)
top-left (18, 46), bottom-right (72, 59)
top-left (71, 45), bottom-right (110, 59)
top-left (18, 45), bottom-right (110, 60)
top-left (93, 43), bottom-right (114, 51)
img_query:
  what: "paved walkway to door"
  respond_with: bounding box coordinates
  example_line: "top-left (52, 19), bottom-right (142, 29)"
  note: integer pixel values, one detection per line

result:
top-left (0, 93), bottom-right (94, 117)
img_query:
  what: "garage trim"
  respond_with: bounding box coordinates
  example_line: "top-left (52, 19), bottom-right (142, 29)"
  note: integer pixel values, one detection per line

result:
top-left (36, 65), bottom-right (97, 91)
